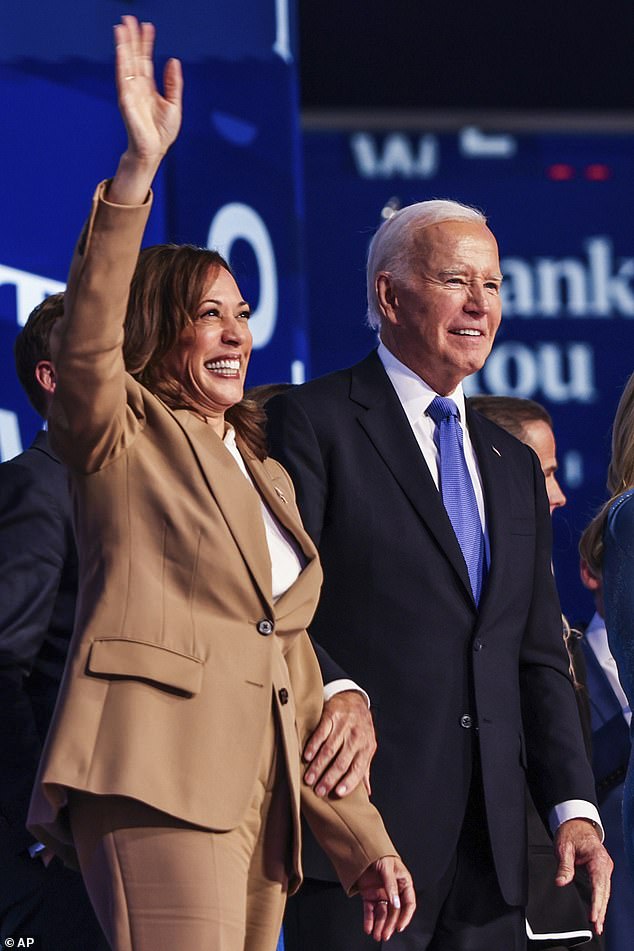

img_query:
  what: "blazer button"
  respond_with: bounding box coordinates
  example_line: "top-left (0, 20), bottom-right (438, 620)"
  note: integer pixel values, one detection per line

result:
top-left (257, 619), bottom-right (274, 636)
top-left (473, 638), bottom-right (483, 651)
top-left (460, 714), bottom-right (473, 729)
top-left (278, 687), bottom-right (289, 705)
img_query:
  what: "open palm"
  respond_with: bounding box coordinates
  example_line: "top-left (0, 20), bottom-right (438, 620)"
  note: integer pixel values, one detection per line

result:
top-left (114, 15), bottom-right (182, 162)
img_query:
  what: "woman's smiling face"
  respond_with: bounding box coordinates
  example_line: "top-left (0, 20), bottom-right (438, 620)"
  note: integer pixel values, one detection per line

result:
top-left (162, 265), bottom-right (252, 432)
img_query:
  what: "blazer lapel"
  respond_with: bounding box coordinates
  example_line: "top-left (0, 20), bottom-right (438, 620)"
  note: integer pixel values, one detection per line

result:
top-left (240, 445), bottom-right (317, 563)
top-left (580, 638), bottom-right (627, 726)
top-left (170, 409), bottom-right (273, 608)
top-left (351, 353), bottom-right (474, 606)
top-left (467, 407), bottom-right (512, 616)
top-left (239, 439), bottom-right (324, 642)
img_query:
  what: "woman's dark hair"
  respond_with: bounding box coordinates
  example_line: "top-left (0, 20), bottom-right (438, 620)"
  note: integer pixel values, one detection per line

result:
top-left (123, 244), bottom-right (266, 459)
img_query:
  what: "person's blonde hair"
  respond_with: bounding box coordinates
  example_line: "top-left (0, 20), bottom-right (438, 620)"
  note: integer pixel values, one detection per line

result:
top-left (579, 371), bottom-right (634, 576)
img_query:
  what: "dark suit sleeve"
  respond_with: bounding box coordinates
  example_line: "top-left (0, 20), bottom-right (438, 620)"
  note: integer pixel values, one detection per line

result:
top-left (519, 449), bottom-right (598, 820)
top-left (311, 638), bottom-right (351, 684)
top-left (0, 460), bottom-right (68, 672)
top-left (0, 457), bottom-right (68, 840)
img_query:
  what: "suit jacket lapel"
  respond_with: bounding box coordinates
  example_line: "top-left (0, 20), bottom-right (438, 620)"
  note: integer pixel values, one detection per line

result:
top-left (170, 409), bottom-right (273, 608)
top-left (240, 438), bottom-right (323, 636)
top-left (350, 352), bottom-right (474, 606)
top-left (240, 445), bottom-right (317, 563)
top-left (467, 407), bottom-right (512, 617)
top-left (580, 638), bottom-right (627, 725)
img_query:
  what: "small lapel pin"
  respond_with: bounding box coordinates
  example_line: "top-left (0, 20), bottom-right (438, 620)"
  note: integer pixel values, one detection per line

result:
top-left (274, 486), bottom-right (288, 503)
top-left (492, 445), bottom-right (501, 457)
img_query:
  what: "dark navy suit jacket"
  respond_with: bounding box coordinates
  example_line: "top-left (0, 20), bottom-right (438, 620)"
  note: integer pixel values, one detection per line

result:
top-left (580, 635), bottom-right (630, 802)
top-left (267, 350), bottom-right (597, 906)
top-left (0, 432), bottom-right (77, 854)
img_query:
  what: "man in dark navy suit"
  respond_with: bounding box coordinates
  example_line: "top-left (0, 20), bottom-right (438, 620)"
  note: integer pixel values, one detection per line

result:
top-left (267, 200), bottom-right (612, 950)
top-left (0, 295), bottom-right (107, 949)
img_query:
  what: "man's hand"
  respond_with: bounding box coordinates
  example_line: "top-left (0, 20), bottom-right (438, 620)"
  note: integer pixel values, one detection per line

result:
top-left (554, 818), bottom-right (613, 935)
top-left (303, 690), bottom-right (377, 798)
top-left (356, 855), bottom-right (416, 942)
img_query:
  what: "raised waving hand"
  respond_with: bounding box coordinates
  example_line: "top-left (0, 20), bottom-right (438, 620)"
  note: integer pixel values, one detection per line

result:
top-left (109, 15), bottom-right (183, 205)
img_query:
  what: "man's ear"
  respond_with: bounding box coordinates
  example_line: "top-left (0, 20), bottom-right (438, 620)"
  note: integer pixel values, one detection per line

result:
top-left (579, 558), bottom-right (600, 592)
top-left (34, 360), bottom-right (56, 396)
top-left (376, 273), bottom-right (399, 324)
top-left (580, 557), bottom-right (605, 617)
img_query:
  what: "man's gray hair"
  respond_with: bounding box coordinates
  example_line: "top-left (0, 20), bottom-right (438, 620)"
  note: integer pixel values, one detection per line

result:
top-left (366, 199), bottom-right (487, 330)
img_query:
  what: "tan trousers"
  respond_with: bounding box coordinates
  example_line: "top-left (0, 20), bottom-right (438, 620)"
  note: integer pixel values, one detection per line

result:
top-left (68, 711), bottom-right (291, 951)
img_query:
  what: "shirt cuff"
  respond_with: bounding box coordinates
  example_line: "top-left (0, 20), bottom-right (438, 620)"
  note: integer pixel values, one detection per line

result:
top-left (323, 678), bottom-right (370, 708)
top-left (549, 800), bottom-right (604, 841)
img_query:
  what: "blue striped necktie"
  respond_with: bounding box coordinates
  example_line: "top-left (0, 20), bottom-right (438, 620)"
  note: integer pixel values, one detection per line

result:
top-left (427, 396), bottom-right (486, 604)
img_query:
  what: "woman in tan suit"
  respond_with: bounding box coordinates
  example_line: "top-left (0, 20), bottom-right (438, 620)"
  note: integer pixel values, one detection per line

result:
top-left (27, 17), bottom-right (414, 951)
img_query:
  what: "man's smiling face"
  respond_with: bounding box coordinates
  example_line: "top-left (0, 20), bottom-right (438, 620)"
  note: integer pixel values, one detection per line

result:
top-left (377, 219), bottom-right (503, 395)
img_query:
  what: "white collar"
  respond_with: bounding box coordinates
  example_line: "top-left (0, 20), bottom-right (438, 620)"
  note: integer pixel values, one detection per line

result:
top-left (377, 340), bottom-right (467, 428)
top-left (584, 611), bottom-right (610, 658)
top-left (222, 424), bottom-right (237, 450)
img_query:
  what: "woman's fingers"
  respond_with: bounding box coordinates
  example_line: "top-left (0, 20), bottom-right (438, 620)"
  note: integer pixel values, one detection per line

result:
top-left (162, 57), bottom-right (184, 111)
top-left (108, 16), bottom-right (181, 204)
top-left (357, 856), bottom-right (416, 941)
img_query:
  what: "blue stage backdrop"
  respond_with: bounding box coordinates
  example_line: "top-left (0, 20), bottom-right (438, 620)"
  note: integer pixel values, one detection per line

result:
top-left (3, 2), bottom-right (633, 618)
top-left (0, 0), bottom-right (307, 460)
top-left (302, 125), bottom-right (634, 618)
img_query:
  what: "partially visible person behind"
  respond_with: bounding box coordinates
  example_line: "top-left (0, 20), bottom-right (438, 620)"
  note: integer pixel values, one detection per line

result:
top-left (0, 294), bottom-right (108, 949)
top-left (467, 396), bottom-right (576, 676)
top-left (468, 396), bottom-right (566, 514)
top-left (247, 383), bottom-right (295, 406)
top-left (470, 394), bottom-right (598, 950)
top-left (27, 17), bottom-right (415, 951)
top-left (576, 558), bottom-right (634, 951)
top-left (580, 369), bottom-right (634, 910)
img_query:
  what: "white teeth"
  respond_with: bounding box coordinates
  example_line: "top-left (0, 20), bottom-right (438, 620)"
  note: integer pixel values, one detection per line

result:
top-left (453, 329), bottom-right (482, 336)
top-left (205, 359), bottom-right (240, 375)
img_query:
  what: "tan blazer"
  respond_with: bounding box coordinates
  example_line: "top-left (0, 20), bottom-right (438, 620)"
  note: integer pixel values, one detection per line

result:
top-left (28, 183), bottom-right (395, 894)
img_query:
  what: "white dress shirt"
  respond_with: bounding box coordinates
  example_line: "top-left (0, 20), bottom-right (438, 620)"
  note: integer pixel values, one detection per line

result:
top-left (224, 427), bottom-right (368, 704)
top-left (378, 341), bottom-right (486, 525)
top-left (224, 426), bottom-right (304, 600)
top-left (378, 341), bottom-right (491, 568)
top-left (377, 342), bottom-right (603, 837)
top-left (584, 610), bottom-right (631, 725)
